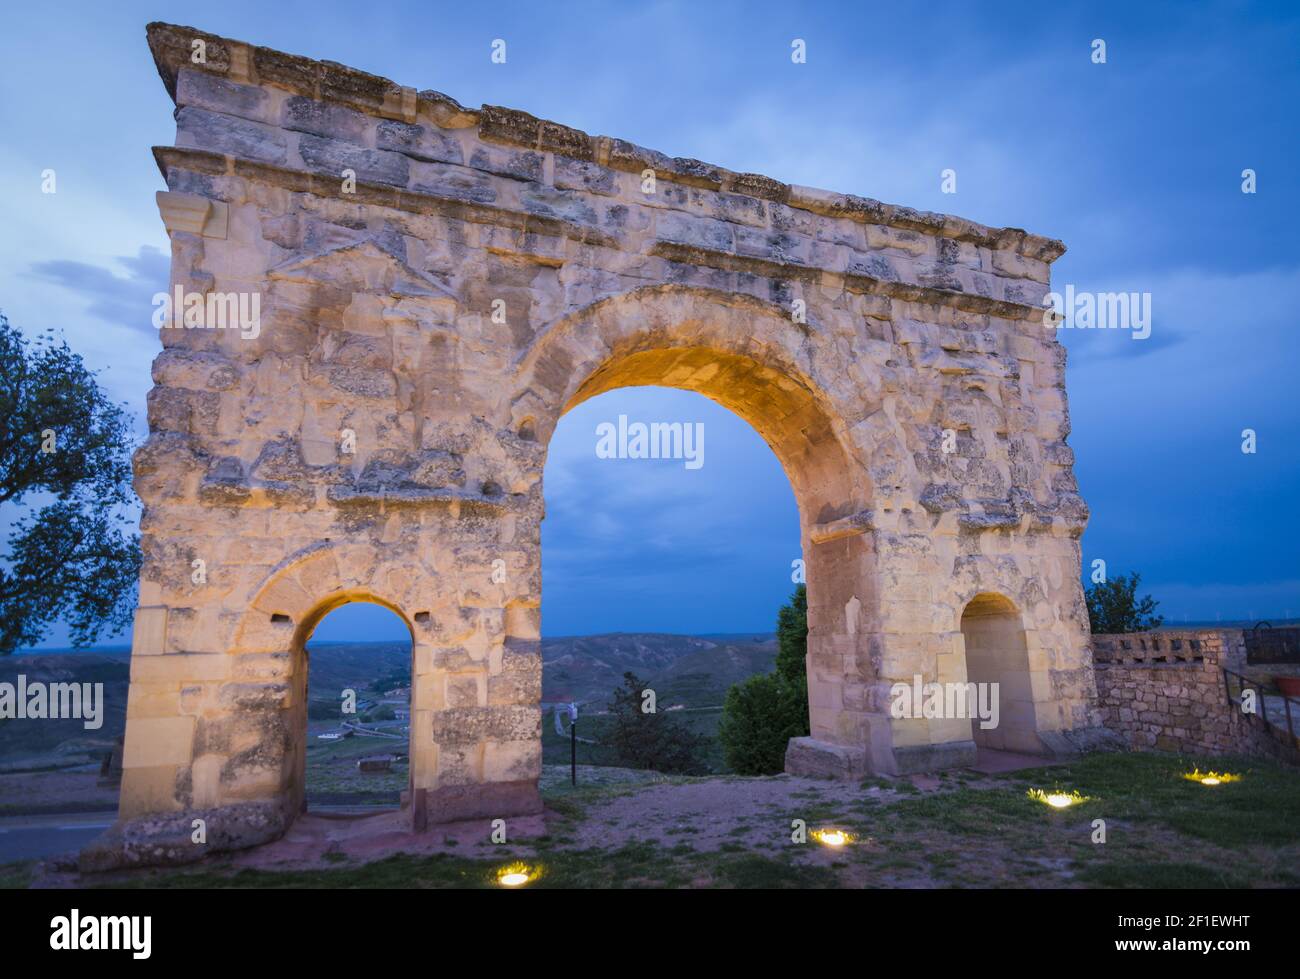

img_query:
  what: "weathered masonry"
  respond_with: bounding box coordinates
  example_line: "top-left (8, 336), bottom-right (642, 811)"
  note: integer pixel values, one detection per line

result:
top-left (112, 21), bottom-right (1110, 861)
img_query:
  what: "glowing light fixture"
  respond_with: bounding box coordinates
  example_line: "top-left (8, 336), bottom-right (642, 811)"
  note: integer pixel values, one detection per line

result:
top-left (811, 828), bottom-right (855, 847)
top-left (1183, 769), bottom-right (1239, 786)
top-left (495, 862), bottom-right (537, 887)
top-left (1027, 788), bottom-right (1088, 809)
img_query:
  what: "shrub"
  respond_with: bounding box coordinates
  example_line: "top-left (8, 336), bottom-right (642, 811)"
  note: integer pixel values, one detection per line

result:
top-left (719, 585), bottom-right (811, 775)
top-left (307, 700), bottom-right (340, 720)
top-left (719, 672), bottom-right (809, 775)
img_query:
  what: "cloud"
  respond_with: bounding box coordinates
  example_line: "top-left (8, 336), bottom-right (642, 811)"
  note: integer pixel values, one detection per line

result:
top-left (1067, 263), bottom-right (1300, 388)
top-left (28, 245), bottom-right (168, 337)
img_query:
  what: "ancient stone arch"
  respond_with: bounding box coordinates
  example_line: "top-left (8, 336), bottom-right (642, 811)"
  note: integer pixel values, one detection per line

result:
top-left (112, 22), bottom-right (1109, 858)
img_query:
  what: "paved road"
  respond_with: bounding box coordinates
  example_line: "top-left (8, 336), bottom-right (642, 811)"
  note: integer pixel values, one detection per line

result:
top-left (0, 815), bottom-right (112, 863)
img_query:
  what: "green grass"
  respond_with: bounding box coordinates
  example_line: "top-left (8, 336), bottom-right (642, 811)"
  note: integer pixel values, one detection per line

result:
top-left (866, 753), bottom-right (1300, 889)
top-left (0, 861), bottom-right (35, 889)
top-left (1001, 752), bottom-right (1300, 847)
top-left (1078, 861), bottom-right (1252, 889)
top-left (70, 833), bottom-right (839, 890)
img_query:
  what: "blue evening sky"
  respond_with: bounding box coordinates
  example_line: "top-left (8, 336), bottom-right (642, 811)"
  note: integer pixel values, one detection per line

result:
top-left (2, 1), bottom-right (1296, 644)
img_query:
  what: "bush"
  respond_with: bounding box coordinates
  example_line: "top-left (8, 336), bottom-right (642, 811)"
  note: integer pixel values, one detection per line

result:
top-left (718, 672), bottom-right (809, 775)
top-left (719, 585), bottom-right (811, 775)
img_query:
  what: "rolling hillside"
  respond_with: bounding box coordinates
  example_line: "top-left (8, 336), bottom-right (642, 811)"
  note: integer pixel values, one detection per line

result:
top-left (542, 632), bottom-right (775, 707)
top-left (1, 633), bottom-right (776, 768)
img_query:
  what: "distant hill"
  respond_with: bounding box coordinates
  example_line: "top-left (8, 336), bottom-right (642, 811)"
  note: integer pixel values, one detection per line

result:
top-left (0, 633), bottom-right (776, 766)
top-left (0, 654), bottom-right (129, 768)
top-left (302, 641), bottom-right (410, 699)
top-left (541, 633), bottom-right (775, 708)
top-left (304, 632), bottom-right (776, 707)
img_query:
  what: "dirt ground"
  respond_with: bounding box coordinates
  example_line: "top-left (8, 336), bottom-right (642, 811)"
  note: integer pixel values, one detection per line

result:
top-left (23, 762), bottom-right (1021, 885)
top-left (16, 753), bottom-right (1300, 889)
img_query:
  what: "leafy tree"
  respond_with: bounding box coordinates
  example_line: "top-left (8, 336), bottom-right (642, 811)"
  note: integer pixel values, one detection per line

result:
top-left (775, 583), bottom-right (808, 683)
top-left (1085, 571), bottom-right (1164, 634)
top-left (604, 672), bottom-right (709, 775)
top-left (719, 585), bottom-right (811, 775)
top-left (0, 314), bottom-right (140, 654)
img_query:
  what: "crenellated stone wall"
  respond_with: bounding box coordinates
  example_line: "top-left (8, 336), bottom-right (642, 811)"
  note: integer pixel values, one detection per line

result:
top-left (105, 21), bottom-right (1107, 865)
top-left (1091, 630), bottom-right (1297, 761)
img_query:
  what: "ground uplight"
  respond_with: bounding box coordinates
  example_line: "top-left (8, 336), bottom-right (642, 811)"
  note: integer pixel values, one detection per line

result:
top-left (1027, 788), bottom-right (1088, 809)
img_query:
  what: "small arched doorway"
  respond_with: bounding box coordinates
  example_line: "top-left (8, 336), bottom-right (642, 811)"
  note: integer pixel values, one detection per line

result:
top-left (959, 593), bottom-right (1040, 755)
top-left (289, 597), bottom-right (415, 819)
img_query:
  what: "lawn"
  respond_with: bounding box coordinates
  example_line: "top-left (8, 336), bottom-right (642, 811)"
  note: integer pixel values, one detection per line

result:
top-left (6, 752), bottom-right (1297, 889)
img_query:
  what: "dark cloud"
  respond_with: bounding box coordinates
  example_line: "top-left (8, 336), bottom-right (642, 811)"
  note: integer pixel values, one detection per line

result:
top-left (1064, 327), bottom-right (1186, 364)
top-left (29, 246), bottom-right (168, 336)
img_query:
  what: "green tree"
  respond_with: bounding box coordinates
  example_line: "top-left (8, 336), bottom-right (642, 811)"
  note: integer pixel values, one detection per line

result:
top-left (719, 585), bottom-right (811, 775)
top-left (0, 314), bottom-right (140, 654)
top-left (604, 672), bottom-right (709, 775)
top-left (1085, 572), bottom-right (1164, 634)
top-left (775, 583), bottom-right (808, 682)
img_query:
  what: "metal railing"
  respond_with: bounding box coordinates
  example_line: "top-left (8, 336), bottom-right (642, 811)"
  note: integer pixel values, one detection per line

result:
top-left (1223, 668), bottom-right (1298, 742)
top-left (1243, 622), bottom-right (1300, 665)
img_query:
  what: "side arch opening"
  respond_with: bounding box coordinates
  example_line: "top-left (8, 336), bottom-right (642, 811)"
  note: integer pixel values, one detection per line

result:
top-left (289, 597), bottom-right (415, 820)
top-left (959, 592), bottom-right (1039, 755)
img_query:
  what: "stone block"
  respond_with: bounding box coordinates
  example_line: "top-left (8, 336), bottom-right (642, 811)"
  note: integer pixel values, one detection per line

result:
top-left (297, 133), bottom-right (409, 187)
top-left (131, 653), bottom-right (230, 684)
top-left (784, 737), bottom-right (868, 779)
top-left (282, 95), bottom-right (370, 143)
top-left (131, 605), bottom-right (169, 656)
top-left (123, 717), bottom-right (195, 769)
top-left (176, 106), bottom-right (288, 165)
top-left (376, 119), bottom-right (464, 164)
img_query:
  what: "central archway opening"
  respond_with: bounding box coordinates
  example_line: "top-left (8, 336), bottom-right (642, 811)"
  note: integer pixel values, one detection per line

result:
top-left (515, 290), bottom-right (883, 774)
top-left (540, 363), bottom-right (814, 781)
top-left (294, 599), bottom-right (414, 817)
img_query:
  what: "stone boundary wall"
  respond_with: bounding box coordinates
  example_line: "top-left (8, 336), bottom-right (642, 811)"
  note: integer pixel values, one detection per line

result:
top-left (1091, 630), bottom-right (1297, 762)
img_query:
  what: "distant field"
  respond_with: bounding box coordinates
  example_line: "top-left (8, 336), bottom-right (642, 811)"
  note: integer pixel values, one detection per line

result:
top-left (0, 633), bottom-right (771, 813)
top-left (0, 655), bottom-right (128, 772)
top-left (304, 727), bottom-right (407, 806)
top-left (541, 705), bottom-right (727, 773)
